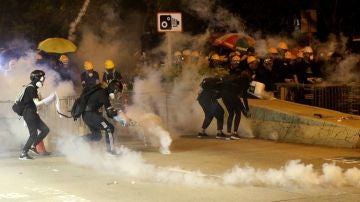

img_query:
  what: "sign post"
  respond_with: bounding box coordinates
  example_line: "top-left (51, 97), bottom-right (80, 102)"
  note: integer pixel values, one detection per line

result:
top-left (157, 12), bottom-right (182, 128)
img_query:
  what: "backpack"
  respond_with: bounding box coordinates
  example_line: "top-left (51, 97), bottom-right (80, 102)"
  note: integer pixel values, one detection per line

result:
top-left (200, 77), bottom-right (222, 90)
top-left (70, 85), bottom-right (102, 121)
top-left (12, 84), bottom-right (33, 116)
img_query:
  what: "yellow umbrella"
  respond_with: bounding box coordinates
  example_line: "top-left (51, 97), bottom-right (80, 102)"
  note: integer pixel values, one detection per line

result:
top-left (38, 38), bottom-right (77, 53)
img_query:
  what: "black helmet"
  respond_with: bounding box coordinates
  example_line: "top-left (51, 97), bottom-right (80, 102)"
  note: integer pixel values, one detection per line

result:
top-left (30, 70), bottom-right (45, 82)
top-left (107, 80), bottom-right (123, 94)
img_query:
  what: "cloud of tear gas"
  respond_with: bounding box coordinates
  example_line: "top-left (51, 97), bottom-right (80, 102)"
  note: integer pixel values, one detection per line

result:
top-left (126, 69), bottom-right (172, 153)
top-left (56, 135), bottom-right (217, 186)
top-left (222, 159), bottom-right (360, 189)
top-left (183, 0), bottom-right (245, 32)
top-left (0, 51), bottom-right (75, 155)
top-left (73, 5), bottom-right (143, 79)
top-left (68, 0), bottom-right (91, 42)
top-left (325, 54), bottom-right (360, 84)
top-left (54, 137), bottom-right (360, 189)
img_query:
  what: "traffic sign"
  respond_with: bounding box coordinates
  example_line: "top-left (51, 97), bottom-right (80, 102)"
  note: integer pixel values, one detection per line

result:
top-left (157, 12), bottom-right (182, 32)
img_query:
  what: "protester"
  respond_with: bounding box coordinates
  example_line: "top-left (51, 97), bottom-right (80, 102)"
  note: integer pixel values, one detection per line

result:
top-left (197, 77), bottom-right (228, 140)
top-left (81, 80), bottom-right (128, 154)
top-left (18, 70), bottom-right (55, 160)
top-left (81, 61), bottom-right (99, 89)
top-left (102, 59), bottom-right (123, 84)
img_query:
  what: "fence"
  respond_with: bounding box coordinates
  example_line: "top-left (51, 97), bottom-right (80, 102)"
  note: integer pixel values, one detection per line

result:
top-left (276, 83), bottom-right (360, 115)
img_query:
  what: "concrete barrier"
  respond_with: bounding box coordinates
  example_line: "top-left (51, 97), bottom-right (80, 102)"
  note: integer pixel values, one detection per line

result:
top-left (249, 99), bottom-right (360, 148)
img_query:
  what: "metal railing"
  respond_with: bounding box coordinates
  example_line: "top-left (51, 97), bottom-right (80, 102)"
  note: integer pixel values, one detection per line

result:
top-left (276, 83), bottom-right (360, 115)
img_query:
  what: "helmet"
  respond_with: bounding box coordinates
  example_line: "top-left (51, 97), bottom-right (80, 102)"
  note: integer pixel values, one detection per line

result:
top-left (59, 55), bottom-right (69, 64)
top-left (229, 51), bottom-right (240, 58)
top-left (84, 61), bottom-right (93, 70)
top-left (278, 42), bottom-right (288, 50)
top-left (247, 56), bottom-right (257, 64)
top-left (30, 70), bottom-right (45, 83)
top-left (182, 49), bottom-right (191, 56)
top-left (191, 50), bottom-right (200, 57)
top-left (303, 46), bottom-right (313, 53)
top-left (107, 80), bottom-right (123, 94)
top-left (174, 51), bottom-right (182, 57)
top-left (105, 59), bottom-right (115, 70)
top-left (231, 55), bottom-right (241, 61)
top-left (284, 51), bottom-right (295, 60)
top-left (268, 47), bottom-right (278, 54)
top-left (210, 54), bottom-right (220, 61)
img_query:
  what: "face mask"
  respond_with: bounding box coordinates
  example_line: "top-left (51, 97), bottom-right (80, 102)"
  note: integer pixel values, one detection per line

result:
top-left (36, 81), bottom-right (43, 88)
top-left (88, 73), bottom-right (93, 77)
top-left (109, 93), bottom-right (115, 100)
top-left (36, 76), bottom-right (45, 88)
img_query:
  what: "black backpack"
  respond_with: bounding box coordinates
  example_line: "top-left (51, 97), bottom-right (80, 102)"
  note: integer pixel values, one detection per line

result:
top-left (200, 77), bottom-right (222, 90)
top-left (12, 84), bottom-right (33, 116)
top-left (70, 85), bottom-right (102, 121)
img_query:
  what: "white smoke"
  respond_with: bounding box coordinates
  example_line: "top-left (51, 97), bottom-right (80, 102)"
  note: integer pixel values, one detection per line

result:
top-left (125, 69), bottom-right (172, 153)
top-left (68, 0), bottom-right (91, 41)
top-left (55, 135), bottom-right (360, 189)
top-left (184, 0), bottom-right (245, 32)
top-left (326, 54), bottom-right (360, 84)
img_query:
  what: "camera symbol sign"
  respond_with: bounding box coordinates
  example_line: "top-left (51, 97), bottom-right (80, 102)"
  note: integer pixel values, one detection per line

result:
top-left (157, 12), bottom-right (182, 32)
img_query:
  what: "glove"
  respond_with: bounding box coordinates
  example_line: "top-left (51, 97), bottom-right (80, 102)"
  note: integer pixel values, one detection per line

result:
top-left (113, 110), bottom-right (130, 127)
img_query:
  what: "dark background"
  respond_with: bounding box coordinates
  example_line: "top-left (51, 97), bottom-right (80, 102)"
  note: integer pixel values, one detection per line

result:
top-left (0, 0), bottom-right (359, 49)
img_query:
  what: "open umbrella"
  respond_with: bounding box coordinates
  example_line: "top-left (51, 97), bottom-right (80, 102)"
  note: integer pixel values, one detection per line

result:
top-left (234, 35), bottom-right (256, 52)
top-left (38, 38), bottom-right (77, 54)
top-left (213, 33), bottom-right (255, 51)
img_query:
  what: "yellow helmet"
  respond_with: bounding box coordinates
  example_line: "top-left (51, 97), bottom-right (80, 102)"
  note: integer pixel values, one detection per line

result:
top-left (211, 54), bottom-right (220, 60)
top-left (231, 55), bottom-right (241, 61)
top-left (284, 51), bottom-right (296, 60)
top-left (247, 56), bottom-right (257, 64)
top-left (268, 47), bottom-right (278, 54)
top-left (191, 50), bottom-right (200, 57)
top-left (182, 49), bottom-right (191, 56)
top-left (105, 59), bottom-right (115, 69)
top-left (174, 51), bottom-right (182, 57)
top-left (59, 55), bottom-right (69, 63)
top-left (278, 42), bottom-right (288, 50)
top-left (84, 61), bottom-right (94, 70)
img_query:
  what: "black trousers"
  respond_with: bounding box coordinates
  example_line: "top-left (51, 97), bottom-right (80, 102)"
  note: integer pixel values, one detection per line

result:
top-left (82, 111), bottom-right (115, 152)
top-left (198, 94), bottom-right (224, 130)
top-left (22, 108), bottom-right (49, 152)
top-left (222, 96), bottom-right (243, 133)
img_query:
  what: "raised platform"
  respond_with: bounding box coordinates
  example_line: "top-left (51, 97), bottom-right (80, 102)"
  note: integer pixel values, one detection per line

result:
top-left (249, 99), bottom-right (360, 148)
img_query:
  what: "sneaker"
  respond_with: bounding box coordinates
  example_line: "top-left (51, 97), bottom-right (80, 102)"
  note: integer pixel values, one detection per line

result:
top-left (197, 132), bottom-right (209, 138)
top-left (29, 147), bottom-right (40, 155)
top-left (19, 152), bottom-right (33, 160)
top-left (230, 133), bottom-right (241, 140)
top-left (40, 151), bottom-right (51, 156)
top-left (216, 132), bottom-right (230, 140)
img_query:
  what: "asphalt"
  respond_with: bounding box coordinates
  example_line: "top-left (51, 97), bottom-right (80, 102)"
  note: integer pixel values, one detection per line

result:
top-left (1, 135), bottom-right (360, 202)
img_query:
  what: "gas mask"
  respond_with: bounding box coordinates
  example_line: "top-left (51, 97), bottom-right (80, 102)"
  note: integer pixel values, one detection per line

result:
top-left (109, 93), bottom-right (115, 100)
top-left (36, 76), bottom-right (45, 88)
top-left (88, 72), bottom-right (93, 77)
